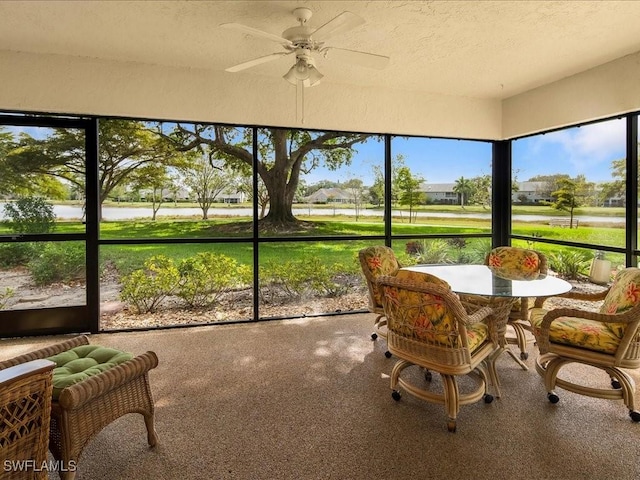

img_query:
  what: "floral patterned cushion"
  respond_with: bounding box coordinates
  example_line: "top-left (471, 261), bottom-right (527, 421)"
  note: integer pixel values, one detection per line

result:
top-left (487, 246), bottom-right (542, 280)
top-left (530, 308), bottom-right (622, 354)
top-left (382, 271), bottom-right (488, 351)
top-left (464, 323), bottom-right (490, 352)
top-left (598, 268), bottom-right (640, 337)
top-left (395, 269), bottom-right (450, 288)
top-left (360, 246), bottom-right (401, 308)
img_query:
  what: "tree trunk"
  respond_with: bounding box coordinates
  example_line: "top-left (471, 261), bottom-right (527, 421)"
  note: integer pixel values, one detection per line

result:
top-left (569, 208), bottom-right (574, 229)
top-left (260, 144), bottom-right (299, 225)
top-left (263, 188), bottom-right (297, 223)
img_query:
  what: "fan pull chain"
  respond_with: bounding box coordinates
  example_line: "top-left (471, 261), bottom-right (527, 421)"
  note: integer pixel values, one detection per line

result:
top-left (296, 79), bottom-right (305, 124)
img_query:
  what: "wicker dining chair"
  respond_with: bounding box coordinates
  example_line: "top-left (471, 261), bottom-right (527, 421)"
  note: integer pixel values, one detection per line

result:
top-left (530, 267), bottom-right (640, 422)
top-left (0, 335), bottom-right (159, 480)
top-left (0, 359), bottom-right (55, 480)
top-left (485, 246), bottom-right (548, 360)
top-left (377, 270), bottom-right (500, 432)
top-left (358, 246), bottom-right (401, 357)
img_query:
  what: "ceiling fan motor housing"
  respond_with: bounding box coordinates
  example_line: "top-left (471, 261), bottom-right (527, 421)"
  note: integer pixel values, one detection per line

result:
top-left (282, 26), bottom-right (319, 50)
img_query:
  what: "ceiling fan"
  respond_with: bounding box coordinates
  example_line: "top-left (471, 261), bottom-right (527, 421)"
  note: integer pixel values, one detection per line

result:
top-left (221, 7), bottom-right (390, 88)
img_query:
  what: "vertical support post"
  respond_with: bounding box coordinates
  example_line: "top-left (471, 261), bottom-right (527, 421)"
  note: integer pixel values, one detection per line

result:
top-left (384, 134), bottom-right (392, 247)
top-left (626, 115), bottom-right (638, 267)
top-left (492, 140), bottom-right (512, 248)
top-left (85, 117), bottom-right (100, 332)
top-left (252, 127), bottom-right (260, 320)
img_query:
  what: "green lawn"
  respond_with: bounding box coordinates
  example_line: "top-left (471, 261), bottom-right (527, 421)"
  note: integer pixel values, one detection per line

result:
top-left (0, 206), bottom-right (628, 279)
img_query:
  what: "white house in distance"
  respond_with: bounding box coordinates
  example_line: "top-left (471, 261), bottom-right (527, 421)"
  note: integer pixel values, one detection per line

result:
top-left (421, 183), bottom-right (459, 204)
top-left (217, 188), bottom-right (246, 204)
top-left (135, 186), bottom-right (246, 203)
top-left (304, 188), bottom-right (353, 204)
top-left (297, 181), bottom-right (617, 206)
top-left (511, 181), bottom-right (553, 203)
top-left (423, 181), bottom-right (612, 205)
top-left (420, 181), bottom-right (552, 205)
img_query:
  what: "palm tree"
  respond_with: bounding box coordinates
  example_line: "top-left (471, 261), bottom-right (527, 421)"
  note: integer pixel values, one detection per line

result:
top-left (453, 176), bottom-right (472, 208)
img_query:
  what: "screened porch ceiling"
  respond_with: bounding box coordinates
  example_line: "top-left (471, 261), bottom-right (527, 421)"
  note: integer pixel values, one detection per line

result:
top-left (1, 1), bottom-right (640, 138)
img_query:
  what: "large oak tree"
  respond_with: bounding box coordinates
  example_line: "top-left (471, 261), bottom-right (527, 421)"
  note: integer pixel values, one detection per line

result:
top-left (3, 120), bottom-right (185, 219)
top-left (162, 124), bottom-right (372, 228)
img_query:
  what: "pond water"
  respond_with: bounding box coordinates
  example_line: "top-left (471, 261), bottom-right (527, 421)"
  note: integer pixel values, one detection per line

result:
top-left (0, 203), bottom-right (627, 224)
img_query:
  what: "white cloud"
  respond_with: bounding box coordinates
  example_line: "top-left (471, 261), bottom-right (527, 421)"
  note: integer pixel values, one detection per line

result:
top-left (535, 118), bottom-right (626, 172)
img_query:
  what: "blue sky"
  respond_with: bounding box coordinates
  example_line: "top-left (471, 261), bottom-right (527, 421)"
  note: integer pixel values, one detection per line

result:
top-left (512, 118), bottom-right (626, 183)
top-left (305, 136), bottom-right (494, 185)
top-left (306, 117), bottom-right (627, 186)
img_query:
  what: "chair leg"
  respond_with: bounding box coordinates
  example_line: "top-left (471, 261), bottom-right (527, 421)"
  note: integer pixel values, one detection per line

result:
top-left (483, 357), bottom-right (501, 399)
top-left (144, 412), bottom-right (158, 447)
top-left (508, 320), bottom-right (529, 360)
top-left (536, 353), bottom-right (640, 421)
top-left (372, 314), bottom-right (392, 357)
top-left (59, 451), bottom-right (77, 480)
top-left (390, 359), bottom-right (411, 391)
top-left (442, 375), bottom-right (460, 433)
top-left (60, 469), bottom-right (76, 480)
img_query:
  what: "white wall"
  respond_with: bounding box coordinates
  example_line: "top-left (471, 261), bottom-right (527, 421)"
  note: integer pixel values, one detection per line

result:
top-left (5, 48), bottom-right (640, 140)
top-left (0, 49), bottom-right (501, 140)
top-left (503, 50), bottom-right (640, 139)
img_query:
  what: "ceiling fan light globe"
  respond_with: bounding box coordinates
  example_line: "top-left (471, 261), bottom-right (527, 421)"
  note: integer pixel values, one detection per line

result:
top-left (283, 65), bottom-right (301, 85)
top-left (295, 62), bottom-right (308, 76)
top-left (284, 64), bottom-right (322, 87)
top-left (307, 67), bottom-right (323, 86)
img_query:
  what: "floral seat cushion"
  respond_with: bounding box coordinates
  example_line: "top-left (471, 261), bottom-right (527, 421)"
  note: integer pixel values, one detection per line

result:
top-left (487, 246), bottom-right (542, 280)
top-left (383, 270), bottom-right (488, 351)
top-left (598, 268), bottom-right (640, 337)
top-left (361, 246), bottom-right (400, 308)
top-left (529, 309), bottom-right (622, 354)
top-left (530, 268), bottom-right (640, 354)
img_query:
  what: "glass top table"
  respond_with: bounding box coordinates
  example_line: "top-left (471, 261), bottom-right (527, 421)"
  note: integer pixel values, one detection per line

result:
top-left (400, 264), bottom-right (573, 378)
top-left (402, 264), bottom-right (572, 298)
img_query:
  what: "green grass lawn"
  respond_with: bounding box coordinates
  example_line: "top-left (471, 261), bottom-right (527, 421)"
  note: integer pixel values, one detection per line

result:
top-left (0, 206), bottom-right (629, 279)
top-left (94, 217), bottom-right (625, 277)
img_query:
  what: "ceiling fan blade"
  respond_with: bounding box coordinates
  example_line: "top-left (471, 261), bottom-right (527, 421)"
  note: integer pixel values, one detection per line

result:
top-left (325, 47), bottom-right (390, 70)
top-left (225, 52), bottom-right (292, 73)
top-left (311, 11), bottom-right (365, 42)
top-left (220, 23), bottom-right (293, 47)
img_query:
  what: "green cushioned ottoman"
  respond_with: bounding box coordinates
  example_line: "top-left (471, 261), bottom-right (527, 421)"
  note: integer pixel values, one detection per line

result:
top-left (46, 345), bottom-right (133, 400)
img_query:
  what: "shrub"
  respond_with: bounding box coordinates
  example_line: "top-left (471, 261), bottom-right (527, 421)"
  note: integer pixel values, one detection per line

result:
top-left (260, 257), bottom-right (351, 300)
top-left (0, 287), bottom-right (14, 309)
top-left (446, 237), bottom-right (472, 264)
top-left (465, 239), bottom-right (492, 264)
top-left (3, 197), bottom-right (56, 234)
top-left (405, 241), bottom-right (423, 255)
top-left (177, 252), bottom-right (251, 308)
top-left (120, 255), bottom-right (180, 313)
top-left (28, 243), bottom-right (85, 286)
top-left (0, 242), bottom-right (39, 268)
top-left (549, 250), bottom-right (590, 279)
top-left (260, 260), bottom-right (309, 298)
top-left (414, 239), bottom-right (450, 264)
top-left (304, 258), bottom-right (349, 297)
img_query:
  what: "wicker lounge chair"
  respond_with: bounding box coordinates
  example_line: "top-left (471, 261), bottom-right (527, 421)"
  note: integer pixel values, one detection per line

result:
top-left (0, 359), bottom-right (55, 480)
top-left (377, 270), bottom-right (500, 432)
top-left (0, 335), bottom-right (159, 480)
top-left (530, 267), bottom-right (640, 421)
top-left (358, 246), bottom-right (401, 357)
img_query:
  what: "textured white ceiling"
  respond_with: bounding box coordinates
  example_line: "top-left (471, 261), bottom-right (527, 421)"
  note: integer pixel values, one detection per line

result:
top-left (1, 0), bottom-right (640, 100)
